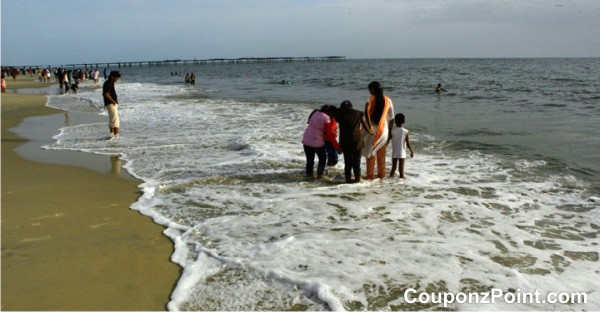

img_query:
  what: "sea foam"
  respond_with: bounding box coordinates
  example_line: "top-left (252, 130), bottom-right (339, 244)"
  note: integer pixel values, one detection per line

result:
top-left (44, 81), bottom-right (599, 311)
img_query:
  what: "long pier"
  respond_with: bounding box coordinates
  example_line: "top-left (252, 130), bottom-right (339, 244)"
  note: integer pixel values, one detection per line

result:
top-left (15, 56), bottom-right (345, 69)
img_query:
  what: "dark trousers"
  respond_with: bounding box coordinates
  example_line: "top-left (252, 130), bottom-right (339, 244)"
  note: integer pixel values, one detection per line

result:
top-left (325, 141), bottom-right (339, 166)
top-left (343, 148), bottom-right (361, 182)
top-left (303, 145), bottom-right (326, 177)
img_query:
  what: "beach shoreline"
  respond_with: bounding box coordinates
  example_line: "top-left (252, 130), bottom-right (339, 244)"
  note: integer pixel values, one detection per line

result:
top-left (1, 78), bottom-right (180, 310)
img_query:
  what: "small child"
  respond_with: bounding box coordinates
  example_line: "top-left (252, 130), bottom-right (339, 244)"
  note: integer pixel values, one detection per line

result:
top-left (389, 113), bottom-right (414, 178)
top-left (322, 105), bottom-right (341, 167)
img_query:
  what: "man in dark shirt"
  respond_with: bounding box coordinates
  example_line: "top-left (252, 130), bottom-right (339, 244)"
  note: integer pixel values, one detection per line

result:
top-left (334, 100), bottom-right (374, 183)
top-left (103, 71), bottom-right (121, 138)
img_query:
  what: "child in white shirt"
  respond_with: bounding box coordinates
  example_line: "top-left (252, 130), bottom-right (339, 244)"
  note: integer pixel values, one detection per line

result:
top-left (389, 113), bottom-right (414, 178)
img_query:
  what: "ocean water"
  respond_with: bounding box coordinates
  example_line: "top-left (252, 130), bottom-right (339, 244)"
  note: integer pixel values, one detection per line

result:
top-left (45, 59), bottom-right (599, 310)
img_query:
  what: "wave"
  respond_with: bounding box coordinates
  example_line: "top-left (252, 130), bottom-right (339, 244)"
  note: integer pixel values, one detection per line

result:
top-left (43, 81), bottom-right (600, 311)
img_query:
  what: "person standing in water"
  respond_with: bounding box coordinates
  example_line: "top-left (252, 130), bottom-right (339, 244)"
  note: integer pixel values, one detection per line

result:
top-left (93, 69), bottom-right (100, 84)
top-left (334, 100), bottom-right (374, 183)
top-left (389, 113), bottom-right (414, 178)
top-left (302, 108), bottom-right (331, 179)
top-left (435, 83), bottom-right (447, 94)
top-left (190, 73), bottom-right (196, 85)
top-left (103, 71), bottom-right (121, 138)
top-left (322, 105), bottom-right (341, 168)
top-left (363, 81), bottom-right (394, 179)
top-left (62, 71), bottom-right (70, 94)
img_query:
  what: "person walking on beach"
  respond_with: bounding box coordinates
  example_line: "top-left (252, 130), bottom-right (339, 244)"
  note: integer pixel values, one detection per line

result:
top-left (334, 100), bottom-right (374, 183)
top-left (389, 113), bottom-right (414, 178)
top-left (363, 81), bottom-right (394, 179)
top-left (103, 71), bottom-right (121, 138)
top-left (302, 107), bottom-right (331, 179)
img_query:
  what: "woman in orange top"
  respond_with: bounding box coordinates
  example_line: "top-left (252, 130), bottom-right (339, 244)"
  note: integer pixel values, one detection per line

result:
top-left (363, 81), bottom-right (395, 179)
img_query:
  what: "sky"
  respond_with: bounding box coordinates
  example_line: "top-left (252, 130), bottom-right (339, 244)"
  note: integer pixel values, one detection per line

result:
top-left (2, 0), bottom-right (600, 65)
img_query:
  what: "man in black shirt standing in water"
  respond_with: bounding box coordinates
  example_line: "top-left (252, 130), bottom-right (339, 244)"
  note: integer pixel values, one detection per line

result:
top-left (103, 71), bottom-right (121, 138)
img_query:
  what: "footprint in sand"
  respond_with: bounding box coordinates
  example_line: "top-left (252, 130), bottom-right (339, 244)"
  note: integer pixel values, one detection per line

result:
top-left (31, 212), bottom-right (64, 221)
top-left (89, 222), bottom-right (112, 229)
top-left (20, 235), bottom-right (52, 243)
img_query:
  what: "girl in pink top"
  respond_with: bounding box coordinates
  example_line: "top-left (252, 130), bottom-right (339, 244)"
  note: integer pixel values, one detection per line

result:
top-left (302, 109), bottom-right (330, 178)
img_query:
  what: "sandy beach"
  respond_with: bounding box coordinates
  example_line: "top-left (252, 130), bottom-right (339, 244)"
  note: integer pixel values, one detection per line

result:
top-left (1, 78), bottom-right (180, 310)
top-left (2, 76), bottom-right (49, 90)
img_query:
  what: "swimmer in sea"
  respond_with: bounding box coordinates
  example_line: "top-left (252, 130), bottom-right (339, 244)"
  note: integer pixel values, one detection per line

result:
top-left (435, 83), bottom-right (447, 94)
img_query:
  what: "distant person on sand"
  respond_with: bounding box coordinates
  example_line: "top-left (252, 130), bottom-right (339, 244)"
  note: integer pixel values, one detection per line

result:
top-left (435, 83), bottom-right (447, 94)
top-left (389, 113), bottom-right (414, 178)
top-left (363, 81), bottom-right (394, 179)
top-left (1, 73), bottom-right (6, 93)
top-left (103, 71), bottom-right (121, 138)
top-left (334, 100), bottom-right (374, 183)
top-left (302, 107), bottom-right (332, 179)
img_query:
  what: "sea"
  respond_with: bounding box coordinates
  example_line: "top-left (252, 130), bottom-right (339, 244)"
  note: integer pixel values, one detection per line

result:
top-left (44, 58), bottom-right (600, 311)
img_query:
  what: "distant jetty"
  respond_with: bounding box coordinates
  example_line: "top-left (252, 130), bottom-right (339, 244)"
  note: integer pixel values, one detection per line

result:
top-left (13, 56), bottom-right (346, 69)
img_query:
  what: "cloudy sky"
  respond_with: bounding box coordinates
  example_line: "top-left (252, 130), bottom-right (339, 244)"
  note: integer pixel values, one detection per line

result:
top-left (2, 0), bottom-right (599, 65)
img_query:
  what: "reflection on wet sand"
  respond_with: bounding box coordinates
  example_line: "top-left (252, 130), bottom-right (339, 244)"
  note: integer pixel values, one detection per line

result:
top-left (63, 112), bottom-right (70, 126)
top-left (111, 155), bottom-right (121, 176)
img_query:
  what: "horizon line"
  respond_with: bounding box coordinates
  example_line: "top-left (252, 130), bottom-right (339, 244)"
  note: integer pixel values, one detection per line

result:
top-left (3, 56), bottom-right (599, 67)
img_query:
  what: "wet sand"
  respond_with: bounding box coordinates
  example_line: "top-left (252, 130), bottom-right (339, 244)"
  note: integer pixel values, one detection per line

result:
top-left (1, 82), bottom-right (180, 310)
top-left (2, 75), bottom-right (50, 90)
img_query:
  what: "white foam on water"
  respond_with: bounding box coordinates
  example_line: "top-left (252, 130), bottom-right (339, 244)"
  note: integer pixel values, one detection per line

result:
top-left (44, 82), bottom-right (600, 311)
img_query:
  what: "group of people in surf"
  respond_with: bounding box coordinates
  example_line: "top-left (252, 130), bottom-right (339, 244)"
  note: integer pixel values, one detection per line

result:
top-left (302, 81), bottom-right (414, 183)
top-left (170, 72), bottom-right (196, 85)
top-left (184, 72), bottom-right (196, 85)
